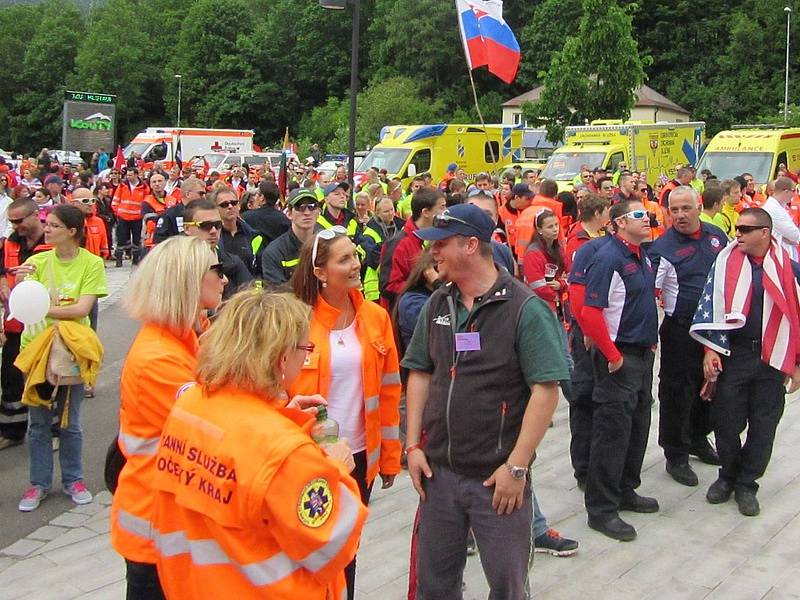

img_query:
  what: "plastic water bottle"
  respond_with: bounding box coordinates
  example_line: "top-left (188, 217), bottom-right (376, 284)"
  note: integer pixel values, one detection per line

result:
top-left (311, 407), bottom-right (339, 445)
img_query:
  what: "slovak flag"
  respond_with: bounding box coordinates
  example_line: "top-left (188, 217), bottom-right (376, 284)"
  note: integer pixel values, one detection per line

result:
top-left (455, 0), bottom-right (520, 84)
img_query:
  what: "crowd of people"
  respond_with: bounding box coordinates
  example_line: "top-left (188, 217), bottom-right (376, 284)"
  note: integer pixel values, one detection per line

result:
top-left (0, 145), bottom-right (799, 600)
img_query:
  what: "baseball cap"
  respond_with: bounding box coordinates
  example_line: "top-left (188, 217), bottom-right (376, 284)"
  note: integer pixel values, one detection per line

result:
top-left (447, 162), bottom-right (458, 172)
top-left (414, 204), bottom-right (495, 243)
top-left (511, 183), bottom-right (534, 197)
top-left (287, 188), bottom-right (318, 207)
top-left (323, 181), bottom-right (350, 196)
top-left (44, 175), bottom-right (63, 186)
top-left (592, 166), bottom-right (607, 173)
top-left (467, 188), bottom-right (493, 199)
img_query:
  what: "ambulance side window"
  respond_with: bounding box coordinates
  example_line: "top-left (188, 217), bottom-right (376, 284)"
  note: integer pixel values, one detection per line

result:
top-left (408, 150), bottom-right (431, 177)
top-left (485, 142), bottom-right (500, 163)
top-left (147, 143), bottom-right (168, 161)
top-left (609, 152), bottom-right (624, 172)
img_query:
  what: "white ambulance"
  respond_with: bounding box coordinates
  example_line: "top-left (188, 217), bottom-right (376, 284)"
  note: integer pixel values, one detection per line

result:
top-left (123, 127), bottom-right (255, 170)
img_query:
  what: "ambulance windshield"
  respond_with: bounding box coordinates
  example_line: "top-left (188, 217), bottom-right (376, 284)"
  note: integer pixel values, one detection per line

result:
top-left (541, 152), bottom-right (606, 181)
top-left (359, 148), bottom-right (411, 175)
top-left (695, 152), bottom-right (773, 183)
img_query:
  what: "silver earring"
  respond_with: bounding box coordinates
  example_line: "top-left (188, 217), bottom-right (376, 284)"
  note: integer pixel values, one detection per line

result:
top-left (322, 282), bottom-right (327, 288)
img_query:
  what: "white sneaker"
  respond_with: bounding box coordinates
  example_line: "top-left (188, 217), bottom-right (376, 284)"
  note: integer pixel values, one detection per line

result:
top-left (18, 486), bottom-right (47, 512)
top-left (63, 481), bottom-right (92, 505)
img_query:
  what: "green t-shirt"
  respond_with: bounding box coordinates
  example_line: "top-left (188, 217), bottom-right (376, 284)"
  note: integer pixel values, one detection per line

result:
top-left (22, 248), bottom-right (108, 347)
top-left (401, 288), bottom-right (570, 385)
top-left (699, 211), bottom-right (730, 235)
top-left (397, 195), bottom-right (413, 220)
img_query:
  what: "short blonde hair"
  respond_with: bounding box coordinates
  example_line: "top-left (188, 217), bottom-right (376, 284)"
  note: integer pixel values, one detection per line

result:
top-left (123, 236), bottom-right (216, 333)
top-left (196, 290), bottom-right (311, 396)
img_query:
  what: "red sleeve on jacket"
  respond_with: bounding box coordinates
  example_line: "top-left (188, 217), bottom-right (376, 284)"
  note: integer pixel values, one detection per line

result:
top-left (522, 248), bottom-right (557, 304)
top-left (387, 237), bottom-right (416, 295)
top-left (581, 305), bottom-right (622, 363)
top-left (569, 283), bottom-right (586, 330)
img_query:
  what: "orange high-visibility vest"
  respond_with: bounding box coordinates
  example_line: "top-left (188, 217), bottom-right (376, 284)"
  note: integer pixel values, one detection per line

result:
top-left (84, 215), bottom-right (110, 258)
top-left (111, 324), bottom-right (199, 564)
top-left (515, 196), bottom-right (565, 258)
top-left (288, 289), bottom-right (402, 485)
top-left (112, 181), bottom-right (149, 221)
top-left (644, 199), bottom-right (666, 240)
top-left (2, 238), bottom-right (51, 334)
top-left (142, 193), bottom-right (180, 249)
top-left (152, 384), bottom-right (368, 599)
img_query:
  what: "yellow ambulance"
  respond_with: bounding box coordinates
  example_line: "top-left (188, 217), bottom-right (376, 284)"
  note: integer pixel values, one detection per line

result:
top-left (695, 126), bottom-right (800, 185)
top-left (539, 120), bottom-right (706, 190)
top-left (356, 124), bottom-right (524, 187)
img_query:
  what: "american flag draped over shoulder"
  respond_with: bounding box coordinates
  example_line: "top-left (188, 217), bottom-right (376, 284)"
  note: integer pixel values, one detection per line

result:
top-left (690, 239), bottom-right (800, 375)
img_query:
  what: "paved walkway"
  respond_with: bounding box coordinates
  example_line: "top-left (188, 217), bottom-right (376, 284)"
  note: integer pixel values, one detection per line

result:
top-left (1, 387), bottom-right (798, 599)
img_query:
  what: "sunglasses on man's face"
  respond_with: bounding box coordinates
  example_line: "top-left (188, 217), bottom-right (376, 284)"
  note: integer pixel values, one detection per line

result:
top-left (735, 224), bottom-right (768, 234)
top-left (618, 209), bottom-right (648, 221)
top-left (217, 200), bottom-right (237, 209)
top-left (295, 202), bottom-right (319, 213)
top-left (9, 212), bottom-right (35, 225)
top-left (185, 220), bottom-right (223, 232)
top-left (77, 197), bottom-right (96, 205)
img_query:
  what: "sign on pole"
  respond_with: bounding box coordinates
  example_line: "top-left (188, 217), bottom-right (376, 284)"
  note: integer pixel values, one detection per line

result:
top-left (62, 90), bottom-right (117, 152)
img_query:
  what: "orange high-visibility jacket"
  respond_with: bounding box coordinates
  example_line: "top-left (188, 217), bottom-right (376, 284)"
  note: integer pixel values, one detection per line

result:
top-left (111, 324), bottom-right (199, 564)
top-left (515, 196), bottom-right (565, 258)
top-left (84, 215), bottom-right (110, 258)
top-left (152, 384), bottom-right (368, 600)
top-left (2, 238), bottom-right (51, 334)
top-left (142, 193), bottom-right (180, 249)
top-left (288, 289), bottom-right (402, 485)
top-left (112, 180), bottom-right (149, 221)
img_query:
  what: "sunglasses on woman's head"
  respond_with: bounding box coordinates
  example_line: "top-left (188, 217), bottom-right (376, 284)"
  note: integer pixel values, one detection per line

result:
top-left (312, 226), bottom-right (347, 266)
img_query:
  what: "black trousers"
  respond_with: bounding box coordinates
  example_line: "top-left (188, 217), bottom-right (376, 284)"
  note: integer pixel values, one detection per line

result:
top-left (712, 346), bottom-right (785, 492)
top-left (585, 345), bottom-right (654, 519)
top-left (125, 560), bottom-right (166, 600)
top-left (657, 316), bottom-right (713, 463)
top-left (345, 450), bottom-right (373, 600)
top-left (567, 320), bottom-right (594, 483)
top-left (0, 331), bottom-right (27, 440)
top-left (115, 219), bottom-right (142, 259)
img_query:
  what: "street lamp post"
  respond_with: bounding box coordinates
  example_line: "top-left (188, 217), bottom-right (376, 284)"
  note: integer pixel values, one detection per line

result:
top-left (785, 7), bottom-right (792, 123)
top-left (320, 0), bottom-right (359, 201)
top-left (175, 74), bottom-right (183, 128)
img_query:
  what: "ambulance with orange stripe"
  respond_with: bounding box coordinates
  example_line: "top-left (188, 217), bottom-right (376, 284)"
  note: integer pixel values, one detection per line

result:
top-left (123, 127), bottom-right (255, 170)
top-left (696, 126), bottom-right (800, 186)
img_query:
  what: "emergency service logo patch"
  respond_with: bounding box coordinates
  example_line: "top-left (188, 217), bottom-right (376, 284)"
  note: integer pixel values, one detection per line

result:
top-left (298, 478), bottom-right (333, 528)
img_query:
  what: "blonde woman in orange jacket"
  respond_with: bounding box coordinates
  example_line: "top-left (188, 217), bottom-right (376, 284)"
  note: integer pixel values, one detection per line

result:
top-left (289, 227), bottom-right (402, 600)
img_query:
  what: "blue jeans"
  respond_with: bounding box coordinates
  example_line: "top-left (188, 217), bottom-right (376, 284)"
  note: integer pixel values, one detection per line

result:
top-left (533, 490), bottom-right (548, 538)
top-left (28, 384), bottom-right (85, 489)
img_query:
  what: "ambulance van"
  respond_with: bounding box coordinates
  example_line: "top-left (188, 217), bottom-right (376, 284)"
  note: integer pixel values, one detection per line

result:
top-left (695, 126), bottom-right (800, 186)
top-left (356, 124), bottom-right (524, 186)
top-left (540, 120), bottom-right (705, 190)
top-left (124, 127), bottom-right (255, 170)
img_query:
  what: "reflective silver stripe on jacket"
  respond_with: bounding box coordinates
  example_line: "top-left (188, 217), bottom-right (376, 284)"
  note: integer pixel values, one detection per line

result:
top-left (528, 279), bottom-right (547, 290)
top-left (367, 447), bottom-right (381, 471)
top-left (145, 483), bottom-right (362, 585)
top-left (365, 395), bottom-right (379, 412)
top-left (117, 509), bottom-right (154, 540)
top-left (381, 426), bottom-right (400, 440)
top-left (118, 431), bottom-right (160, 456)
top-left (381, 372), bottom-right (401, 386)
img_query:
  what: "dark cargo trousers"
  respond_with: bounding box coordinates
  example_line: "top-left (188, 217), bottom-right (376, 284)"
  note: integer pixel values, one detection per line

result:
top-left (585, 345), bottom-right (654, 520)
top-left (415, 462), bottom-right (533, 600)
top-left (567, 320), bottom-right (594, 483)
top-left (658, 316), bottom-right (713, 463)
top-left (712, 345), bottom-right (785, 491)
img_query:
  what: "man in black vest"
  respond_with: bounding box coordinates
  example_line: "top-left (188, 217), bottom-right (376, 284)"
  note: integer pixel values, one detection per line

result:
top-left (402, 204), bottom-right (569, 599)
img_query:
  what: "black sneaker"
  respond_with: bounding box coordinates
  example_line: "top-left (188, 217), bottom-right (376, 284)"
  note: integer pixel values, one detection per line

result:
top-left (734, 488), bottom-right (760, 517)
top-left (466, 529), bottom-right (478, 555)
top-left (691, 438), bottom-right (720, 465)
top-left (115, 255), bottom-right (123, 268)
top-left (619, 492), bottom-right (659, 513)
top-left (706, 478), bottom-right (734, 504)
top-left (666, 461), bottom-right (699, 487)
top-left (534, 528), bottom-right (579, 556)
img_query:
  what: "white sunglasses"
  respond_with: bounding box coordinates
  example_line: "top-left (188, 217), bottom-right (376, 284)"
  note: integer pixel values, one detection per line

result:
top-left (312, 226), bottom-right (347, 266)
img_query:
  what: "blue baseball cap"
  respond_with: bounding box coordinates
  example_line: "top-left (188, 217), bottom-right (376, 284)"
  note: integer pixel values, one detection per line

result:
top-left (447, 162), bottom-right (458, 172)
top-left (414, 203), bottom-right (495, 243)
top-left (323, 181), bottom-right (350, 196)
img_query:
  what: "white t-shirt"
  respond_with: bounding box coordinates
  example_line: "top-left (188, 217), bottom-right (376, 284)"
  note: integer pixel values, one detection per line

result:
top-left (327, 320), bottom-right (365, 452)
top-left (762, 196), bottom-right (800, 260)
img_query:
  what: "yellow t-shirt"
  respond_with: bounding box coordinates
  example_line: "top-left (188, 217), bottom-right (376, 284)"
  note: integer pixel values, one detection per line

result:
top-left (21, 248), bottom-right (108, 347)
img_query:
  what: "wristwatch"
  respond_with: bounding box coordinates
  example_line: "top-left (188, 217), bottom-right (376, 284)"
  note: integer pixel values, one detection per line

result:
top-left (505, 462), bottom-right (528, 480)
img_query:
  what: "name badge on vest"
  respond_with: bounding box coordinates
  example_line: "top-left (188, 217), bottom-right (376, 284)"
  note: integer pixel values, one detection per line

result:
top-left (455, 332), bottom-right (481, 352)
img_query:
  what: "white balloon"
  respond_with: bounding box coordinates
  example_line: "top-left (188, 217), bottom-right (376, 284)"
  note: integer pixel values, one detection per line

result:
top-left (8, 280), bottom-right (51, 325)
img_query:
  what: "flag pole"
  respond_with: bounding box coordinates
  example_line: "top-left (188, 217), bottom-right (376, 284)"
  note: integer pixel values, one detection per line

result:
top-left (467, 64), bottom-right (497, 166)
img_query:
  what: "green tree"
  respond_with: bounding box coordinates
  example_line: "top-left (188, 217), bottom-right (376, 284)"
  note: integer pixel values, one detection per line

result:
top-left (517, 0), bottom-right (582, 89)
top-left (0, 5), bottom-right (42, 149)
top-left (72, 0), bottom-right (167, 144)
top-left (7, 0), bottom-right (83, 152)
top-left (526, 0), bottom-right (648, 142)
